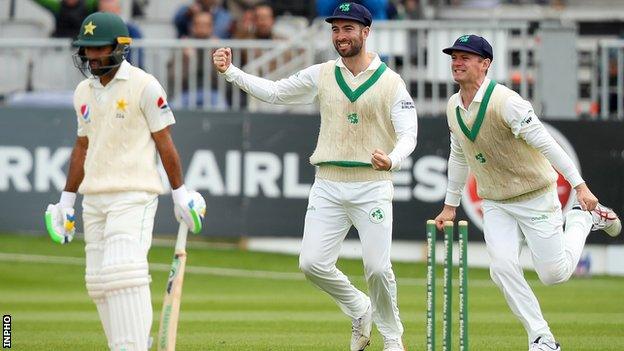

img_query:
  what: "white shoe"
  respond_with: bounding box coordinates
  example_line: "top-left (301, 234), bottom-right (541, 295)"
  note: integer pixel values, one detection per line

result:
top-left (529, 336), bottom-right (561, 351)
top-left (590, 204), bottom-right (621, 237)
top-left (382, 337), bottom-right (405, 351)
top-left (350, 302), bottom-right (372, 351)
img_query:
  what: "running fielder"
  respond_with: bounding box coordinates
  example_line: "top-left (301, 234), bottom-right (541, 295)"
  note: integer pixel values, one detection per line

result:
top-left (434, 34), bottom-right (621, 351)
top-left (213, 3), bottom-right (416, 350)
top-left (44, 12), bottom-right (205, 351)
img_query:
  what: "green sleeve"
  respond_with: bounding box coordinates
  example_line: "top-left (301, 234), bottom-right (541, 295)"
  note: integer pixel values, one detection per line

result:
top-left (32, 0), bottom-right (60, 14)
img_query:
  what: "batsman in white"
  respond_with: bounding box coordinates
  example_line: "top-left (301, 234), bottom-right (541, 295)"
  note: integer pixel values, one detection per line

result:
top-left (213, 3), bottom-right (416, 350)
top-left (43, 12), bottom-right (206, 351)
top-left (434, 34), bottom-right (621, 351)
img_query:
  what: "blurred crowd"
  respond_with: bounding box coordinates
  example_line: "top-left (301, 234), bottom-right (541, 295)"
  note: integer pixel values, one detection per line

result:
top-left (29, 0), bottom-right (574, 42)
top-left (14, 0), bottom-right (621, 115)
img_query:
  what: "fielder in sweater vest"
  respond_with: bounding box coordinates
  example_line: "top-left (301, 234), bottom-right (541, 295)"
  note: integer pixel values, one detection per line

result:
top-left (310, 60), bottom-right (403, 182)
top-left (446, 80), bottom-right (557, 202)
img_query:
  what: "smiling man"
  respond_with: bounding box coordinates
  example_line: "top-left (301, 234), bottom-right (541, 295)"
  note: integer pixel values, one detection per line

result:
top-left (44, 12), bottom-right (205, 351)
top-left (434, 34), bottom-right (621, 351)
top-left (213, 3), bottom-right (417, 350)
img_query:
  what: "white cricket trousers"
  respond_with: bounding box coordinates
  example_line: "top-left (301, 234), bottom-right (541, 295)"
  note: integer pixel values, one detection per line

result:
top-left (482, 189), bottom-right (592, 343)
top-left (83, 191), bottom-right (158, 351)
top-left (298, 178), bottom-right (404, 340)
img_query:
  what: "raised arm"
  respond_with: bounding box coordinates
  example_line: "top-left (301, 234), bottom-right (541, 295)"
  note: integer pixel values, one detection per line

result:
top-left (213, 47), bottom-right (320, 105)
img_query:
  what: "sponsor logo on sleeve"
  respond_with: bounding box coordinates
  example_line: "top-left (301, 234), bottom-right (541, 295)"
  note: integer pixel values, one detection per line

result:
top-left (80, 104), bottom-right (91, 123)
top-left (400, 100), bottom-right (415, 110)
top-left (520, 114), bottom-right (533, 126)
top-left (157, 96), bottom-right (170, 112)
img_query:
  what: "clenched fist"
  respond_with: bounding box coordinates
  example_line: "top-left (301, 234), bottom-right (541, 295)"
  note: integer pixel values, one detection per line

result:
top-left (213, 47), bottom-right (232, 73)
top-left (371, 149), bottom-right (392, 171)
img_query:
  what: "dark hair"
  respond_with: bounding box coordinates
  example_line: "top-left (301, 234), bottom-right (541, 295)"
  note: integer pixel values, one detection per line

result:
top-left (253, 2), bottom-right (273, 11)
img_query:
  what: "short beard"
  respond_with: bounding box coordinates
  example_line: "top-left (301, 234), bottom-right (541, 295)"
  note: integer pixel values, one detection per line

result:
top-left (88, 57), bottom-right (115, 77)
top-left (334, 41), bottom-right (362, 58)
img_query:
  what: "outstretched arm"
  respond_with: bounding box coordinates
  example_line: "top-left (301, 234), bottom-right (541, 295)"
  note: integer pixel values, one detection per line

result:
top-left (504, 96), bottom-right (597, 210)
top-left (213, 47), bottom-right (320, 105)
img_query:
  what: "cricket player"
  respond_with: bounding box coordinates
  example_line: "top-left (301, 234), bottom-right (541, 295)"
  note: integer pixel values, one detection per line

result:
top-left (434, 34), bottom-right (621, 351)
top-left (213, 3), bottom-right (416, 350)
top-left (44, 12), bottom-right (206, 351)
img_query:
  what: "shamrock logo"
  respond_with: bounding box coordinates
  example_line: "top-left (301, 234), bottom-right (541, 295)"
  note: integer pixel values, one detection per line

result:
top-left (369, 207), bottom-right (385, 223)
top-left (347, 113), bottom-right (359, 124)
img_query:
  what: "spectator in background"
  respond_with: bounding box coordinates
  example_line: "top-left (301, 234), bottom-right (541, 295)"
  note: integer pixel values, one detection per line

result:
top-left (33, 0), bottom-right (97, 38)
top-left (174, 0), bottom-right (233, 39)
top-left (225, 0), bottom-right (263, 20)
top-left (231, 5), bottom-right (255, 39)
top-left (396, 0), bottom-right (423, 19)
top-left (235, 3), bottom-right (292, 71)
top-left (252, 2), bottom-right (282, 40)
top-left (170, 12), bottom-right (227, 109)
top-left (98, 0), bottom-right (144, 67)
top-left (316, 0), bottom-right (389, 20)
top-left (132, 0), bottom-right (148, 17)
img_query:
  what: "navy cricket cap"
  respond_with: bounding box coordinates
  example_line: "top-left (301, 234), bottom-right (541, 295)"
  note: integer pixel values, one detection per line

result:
top-left (325, 2), bottom-right (372, 27)
top-left (443, 34), bottom-right (494, 61)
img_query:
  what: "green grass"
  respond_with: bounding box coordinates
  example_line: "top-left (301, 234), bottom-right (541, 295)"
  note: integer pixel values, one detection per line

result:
top-left (0, 234), bottom-right (623, 350)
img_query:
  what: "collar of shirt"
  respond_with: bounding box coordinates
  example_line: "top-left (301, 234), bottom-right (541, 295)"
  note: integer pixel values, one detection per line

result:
top-left (455, 77), bottom-right (491, 112)
top-left (89, 60), bottom-right (131, 88)
top-left (335, 53), bottom-right (381, 79)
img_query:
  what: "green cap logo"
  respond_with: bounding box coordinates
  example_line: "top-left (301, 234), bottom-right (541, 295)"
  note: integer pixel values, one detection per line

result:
top-left (458, 35), bottom-right (470, 43)
top-left (339, 3), bottom-right (351, 12)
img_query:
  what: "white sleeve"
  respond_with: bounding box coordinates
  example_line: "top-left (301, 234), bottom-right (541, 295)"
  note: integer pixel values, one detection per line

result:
top-left (222, 64), bottom-right (320, 105)
top-left (387, 86), bottom-right (418, 170)
top-left (140, 78), bottom-right (176, 133)
top-left (503, 96), bottom-right (584, 187)
top-left (444, 132), bottom-right (469, 207)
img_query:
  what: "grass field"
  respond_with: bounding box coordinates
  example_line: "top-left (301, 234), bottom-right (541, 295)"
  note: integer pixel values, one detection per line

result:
top-left (1, 234), bottom-right (623, 350)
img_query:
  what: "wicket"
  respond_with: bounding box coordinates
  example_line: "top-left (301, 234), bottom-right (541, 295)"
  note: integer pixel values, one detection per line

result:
top-left (426, 220), bottom-right (468, 351)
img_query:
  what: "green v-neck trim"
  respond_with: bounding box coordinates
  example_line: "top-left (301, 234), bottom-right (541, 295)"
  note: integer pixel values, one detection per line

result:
top-left (455, 80), bottom-right (497, 142)
top-left (334, 63), bottom-right (387, 102)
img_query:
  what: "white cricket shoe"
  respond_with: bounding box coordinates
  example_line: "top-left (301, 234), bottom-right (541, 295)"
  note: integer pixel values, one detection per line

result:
top-left (382, 337), bottom-right (405, 351)
top-left (590, 204), bottom-right (621, 237)
top-left (350, 302), bottom-right (372, 351)
top-left (529, 336), bottom-right (561, 351)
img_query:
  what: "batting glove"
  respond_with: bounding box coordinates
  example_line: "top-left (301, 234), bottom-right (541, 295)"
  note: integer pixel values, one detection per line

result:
top-left (172, 185), bottom-right (206, 234)
top-left (45, 191), bottom-right (76, 244)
